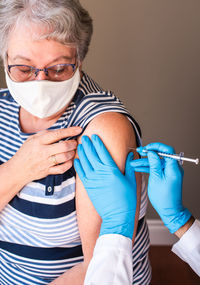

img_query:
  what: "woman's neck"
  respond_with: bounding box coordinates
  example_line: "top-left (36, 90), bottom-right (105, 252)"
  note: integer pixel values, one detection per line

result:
top-left (19, 107), bottom-right (65, 133)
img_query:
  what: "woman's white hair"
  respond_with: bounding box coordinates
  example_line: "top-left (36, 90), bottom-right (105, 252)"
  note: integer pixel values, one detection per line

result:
top-left (0, 0), bottom-right (93, 61)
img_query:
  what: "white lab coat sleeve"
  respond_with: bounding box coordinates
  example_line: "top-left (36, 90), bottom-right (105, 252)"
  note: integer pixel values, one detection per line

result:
top-left (172, 219), bottom-right (200, 276)
top-left (84, 234), bottom-right (133, 285)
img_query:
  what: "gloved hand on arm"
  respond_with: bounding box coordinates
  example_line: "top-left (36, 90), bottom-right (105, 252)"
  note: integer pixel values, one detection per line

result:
top-left (74, 134), bottom-right (137, 240)
top-left (128, 142), bottom-right (192, 234)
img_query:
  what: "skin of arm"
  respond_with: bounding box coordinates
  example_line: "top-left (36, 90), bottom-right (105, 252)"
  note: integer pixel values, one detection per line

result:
top-left (50, 112), bottom-right (141, 284)
top-left (0, 159), bottom-right (26, 211)
top-left (174, 216), bottom-right (195, 239)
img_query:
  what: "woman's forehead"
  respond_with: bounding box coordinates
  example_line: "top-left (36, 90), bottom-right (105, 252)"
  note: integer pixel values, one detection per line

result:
top-left (7, 25), bottom-right (76, 64)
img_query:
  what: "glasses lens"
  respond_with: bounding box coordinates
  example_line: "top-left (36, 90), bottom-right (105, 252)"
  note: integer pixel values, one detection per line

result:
top-left (47, 64), bottom-right (75, 81)
top-left (9, 65), bottom-right (34, 82)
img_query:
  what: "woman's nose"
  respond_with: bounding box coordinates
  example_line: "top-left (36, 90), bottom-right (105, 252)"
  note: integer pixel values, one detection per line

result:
top-left (35, 70), bottom-right (48, 81)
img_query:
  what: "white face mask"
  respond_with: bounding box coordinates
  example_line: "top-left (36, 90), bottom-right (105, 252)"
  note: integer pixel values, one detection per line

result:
top-left (5, 68), bottom-right (80, 118)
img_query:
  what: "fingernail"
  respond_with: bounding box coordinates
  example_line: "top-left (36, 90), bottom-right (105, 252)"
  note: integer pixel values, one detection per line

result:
top-left (82, 135), bottom-right (91, 143)
top-left (81, 135), bottom-right (87, 142)
top-left (67, 140), bottom-right (77, 148)
top-left (77, 144), bottom-right (82, 151)
top-left (91, 134), bottom-right (98, 141)
top-left (74, 127), bottom-right (82, 133)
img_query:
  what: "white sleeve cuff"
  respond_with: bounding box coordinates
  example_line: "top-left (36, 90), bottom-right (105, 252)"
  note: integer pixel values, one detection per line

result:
top-left (94, 234), bottom-right (132, 255)
top-left (172, 220), bottom-right (200, 253)
top-left (172, 219), bottom-right (200, 276)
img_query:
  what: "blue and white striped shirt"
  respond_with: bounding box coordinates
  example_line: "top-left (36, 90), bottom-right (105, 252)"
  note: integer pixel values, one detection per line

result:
top-left (0, 72), bottom-right (148, 284)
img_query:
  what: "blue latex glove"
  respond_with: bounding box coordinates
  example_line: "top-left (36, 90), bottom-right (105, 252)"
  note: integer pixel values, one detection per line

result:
top-left (74, 134), bottom-right (137, 239)
top-left (128, 142), bottom-right (191, 234)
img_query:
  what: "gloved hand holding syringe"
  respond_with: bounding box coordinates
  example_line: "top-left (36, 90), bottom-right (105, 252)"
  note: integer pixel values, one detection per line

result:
top-left (129, 146), bottom-right (199, 165)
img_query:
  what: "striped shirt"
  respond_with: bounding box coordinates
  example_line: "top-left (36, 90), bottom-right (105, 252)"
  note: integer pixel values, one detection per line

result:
top-left (0, 72), bottom-right (149, 284)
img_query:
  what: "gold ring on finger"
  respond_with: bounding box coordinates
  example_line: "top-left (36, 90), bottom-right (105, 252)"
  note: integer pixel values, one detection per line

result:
top-left (51, 154), bottom-right (58, 166)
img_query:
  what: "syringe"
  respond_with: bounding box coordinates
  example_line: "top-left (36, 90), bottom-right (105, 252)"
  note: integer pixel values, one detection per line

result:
top-left (129, 148), bottom-right (199, 165)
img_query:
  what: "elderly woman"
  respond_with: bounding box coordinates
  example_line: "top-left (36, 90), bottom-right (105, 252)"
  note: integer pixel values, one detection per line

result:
top-left (0, 1), bottom-right (151, 284)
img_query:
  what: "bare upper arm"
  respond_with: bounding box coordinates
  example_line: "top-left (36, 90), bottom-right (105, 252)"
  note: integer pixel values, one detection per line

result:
top-left (75, 112), bottom-right (141, 264)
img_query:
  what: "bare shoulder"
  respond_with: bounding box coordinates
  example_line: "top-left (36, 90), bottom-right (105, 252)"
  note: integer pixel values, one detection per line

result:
top-left (82, 112), bottom-right (134, 138)
top-left (78, 112), bottom-right (138, 170)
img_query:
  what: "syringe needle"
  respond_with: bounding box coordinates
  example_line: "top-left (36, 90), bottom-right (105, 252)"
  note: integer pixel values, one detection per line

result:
top-left (128, 147), bottom-right (199, 165)
top-left (157, 152), bottom-right (199, 165)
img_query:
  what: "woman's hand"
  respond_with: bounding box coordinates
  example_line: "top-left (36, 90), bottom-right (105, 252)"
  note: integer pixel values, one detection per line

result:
top-left (10, 126), bottom-right (82, 184)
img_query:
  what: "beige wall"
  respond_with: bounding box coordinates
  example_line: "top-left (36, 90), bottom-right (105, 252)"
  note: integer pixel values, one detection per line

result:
top-left (82, 0), bottom-right (200, 220)
top-left (0, 0), bottom-right (199, 219)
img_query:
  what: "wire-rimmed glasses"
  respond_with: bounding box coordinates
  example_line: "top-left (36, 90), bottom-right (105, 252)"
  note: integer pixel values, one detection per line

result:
top-left (7, 63), bottom-right (77, 82)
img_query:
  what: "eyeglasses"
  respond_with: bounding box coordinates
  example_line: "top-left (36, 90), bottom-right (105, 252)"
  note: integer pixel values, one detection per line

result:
top-left (7, 63), bottom-right (77, 82)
